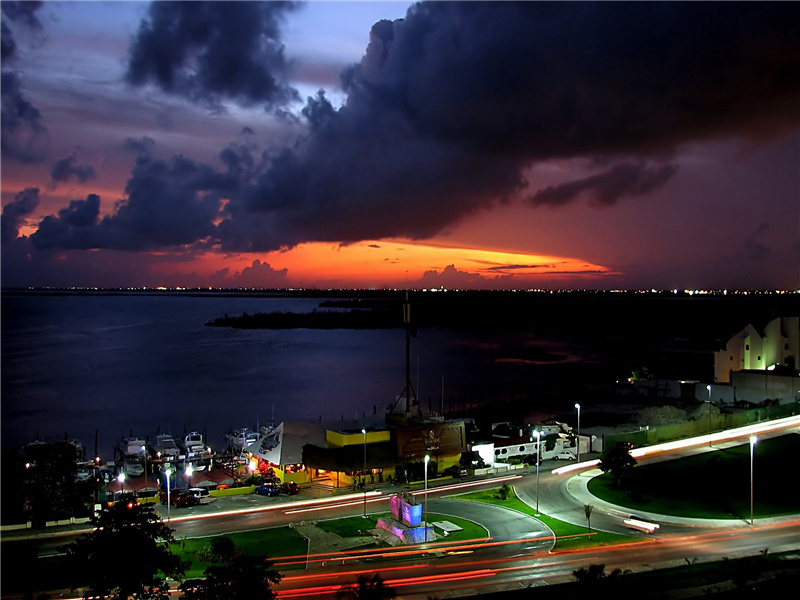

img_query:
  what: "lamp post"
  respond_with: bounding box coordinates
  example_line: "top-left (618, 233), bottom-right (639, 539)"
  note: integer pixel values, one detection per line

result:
top-left (706, 385), bottom-right (712, 447)
top-left (117, 472), bottom-right (126, 502)
top-left (574, 403), bottom-right (581, 462)
top-left (424, 455), bottom-right (430, 542)
top-left (533, 430), bottom-right (541, 514)
top-left (749, 436), bottom-right (757, 526)
top-left (141, 445), bottom-right (148, 487)
top-left (362, 428), bottom-right (367, 518)
top-left (164, 467), bottom-right (173, 522)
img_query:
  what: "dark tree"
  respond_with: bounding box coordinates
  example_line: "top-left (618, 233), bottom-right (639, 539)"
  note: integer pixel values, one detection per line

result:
top-left (179, 554), bottom-right (282, 600)
top-left (21, 441), bottom-right (94, 527)
top-left (338, 573), bottom-right (396, 600)
top-left (598, 442), bottom-right (637, 486)
top-left (573, 563), bottom-right (628, 584)
top-left (64, 501), bottom-right (187, 600)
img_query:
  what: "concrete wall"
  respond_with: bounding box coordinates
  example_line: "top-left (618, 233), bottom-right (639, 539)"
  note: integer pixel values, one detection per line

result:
top-left (730, 371), bottom-right (800, 404)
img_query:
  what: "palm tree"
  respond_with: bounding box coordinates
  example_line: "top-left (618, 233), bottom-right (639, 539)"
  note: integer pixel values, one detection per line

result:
top-left (584, 503), bottom-right (594, 537)
top-left (338, 573), bottom-right (396, 600)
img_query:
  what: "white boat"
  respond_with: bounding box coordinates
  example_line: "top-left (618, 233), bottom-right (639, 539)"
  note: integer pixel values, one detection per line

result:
top-left (177, 431), bottom-right (206, 458)
top-left (148, 434), bottom-right (180, 462)
top-left (226, 428), bottom-right (261, 455)
top-left (118, 436), bottom-right (147, 459)
top-left (121, 454), bottom-right (144, 477)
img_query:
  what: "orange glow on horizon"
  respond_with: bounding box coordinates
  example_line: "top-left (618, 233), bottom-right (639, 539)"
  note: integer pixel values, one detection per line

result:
top-left (159, 239), bottom-right (618, 288)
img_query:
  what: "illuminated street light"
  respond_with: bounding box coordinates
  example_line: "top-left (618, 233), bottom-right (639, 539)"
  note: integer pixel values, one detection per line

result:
top-left (750, 436), bottom-right (757, 525)
top-left (574, 403), bottom-right (581, 462)
top-left (533, 430), bottom-right (541, 514)
top-left (141, 445), bottom-right (148, 486)
top-left (362, 428), bottom-right (367, 518)
top-left (117, 472), bottom-right (127, 501)
top-left (706, 385), bottom-right (712, 447)
top-left (164, 467), bottom-right (173, 522)
top-left (424, 454), bottom-right (430, 543)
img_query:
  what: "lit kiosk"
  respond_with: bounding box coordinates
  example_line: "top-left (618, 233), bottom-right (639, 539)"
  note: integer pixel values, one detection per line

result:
top-left (377, 492), bottom-right (433, 544)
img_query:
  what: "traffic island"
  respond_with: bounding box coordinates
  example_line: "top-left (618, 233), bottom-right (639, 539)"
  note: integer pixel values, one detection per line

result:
top-left (376, 493), bottom-right (434, 544)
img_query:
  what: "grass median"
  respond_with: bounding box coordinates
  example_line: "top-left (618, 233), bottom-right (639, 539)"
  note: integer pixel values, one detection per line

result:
top-left (588, 434), bottom-right (800, 520)
top-left (448, 487), bottom-right (632, 551)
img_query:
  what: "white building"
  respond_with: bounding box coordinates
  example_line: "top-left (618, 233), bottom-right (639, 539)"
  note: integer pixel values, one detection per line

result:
top-left (714, 316), bottom-right (799, 383)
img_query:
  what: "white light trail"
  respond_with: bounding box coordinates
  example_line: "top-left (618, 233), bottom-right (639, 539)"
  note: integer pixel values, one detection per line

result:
top-left (552, 415), bottom-right (800, 475)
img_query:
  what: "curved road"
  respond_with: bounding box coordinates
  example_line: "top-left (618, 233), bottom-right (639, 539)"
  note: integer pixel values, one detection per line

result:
top-left (3, 416), bottom-right (799, 598)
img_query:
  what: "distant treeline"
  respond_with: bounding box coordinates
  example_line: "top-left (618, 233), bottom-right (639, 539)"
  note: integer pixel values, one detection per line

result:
top-left (205, 309), bottom-right (399, 329)
top-left (204, 290), bottom-right (797, 343)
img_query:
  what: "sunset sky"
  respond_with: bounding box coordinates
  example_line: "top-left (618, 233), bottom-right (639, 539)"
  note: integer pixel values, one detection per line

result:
top-left (2, 1), bottom-right (798, 290)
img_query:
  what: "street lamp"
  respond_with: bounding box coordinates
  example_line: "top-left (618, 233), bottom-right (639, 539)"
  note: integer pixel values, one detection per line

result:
top-left (141, 445), bottom-right (148, 486)
top-left (117, 472), bottom-right (127, 501)
top-left (749, 436), bottom-right (757, 526)
top-left (706, 385), bottom-right (712, 447)
top-left (362, 428), bottom-right (367, 518)
top-left (424, 455), bottom-right (430, 542)
top-left (574, 403), bottom-right (581, 462)
top-left (164, 467), bottom-right (173, 522)
top-left (533, 430), bottom-right (541, 514)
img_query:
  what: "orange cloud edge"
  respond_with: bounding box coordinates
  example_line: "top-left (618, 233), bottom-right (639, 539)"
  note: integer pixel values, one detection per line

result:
top-left (158, 239), bottom-right (619, 289)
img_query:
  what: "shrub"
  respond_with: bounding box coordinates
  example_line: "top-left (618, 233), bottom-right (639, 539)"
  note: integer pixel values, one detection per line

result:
top-left (498, 483), bottom-right (511, 500)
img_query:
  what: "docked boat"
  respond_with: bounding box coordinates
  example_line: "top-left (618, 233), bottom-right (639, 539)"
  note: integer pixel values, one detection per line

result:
top-left (121, 454), bottom-right (144, 477)
top-left (147, 434), bottom-right (180, 463)
top-left (117, 436), bottom-right (147, 460)
top-left (177, 431), bottom-right (206, 459)
top-left (226, 428), bottom-right (261, 456)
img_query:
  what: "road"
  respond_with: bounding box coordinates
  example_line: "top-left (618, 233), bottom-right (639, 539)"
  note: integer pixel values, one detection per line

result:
top-left (3, 415), bottom-right (799, 598)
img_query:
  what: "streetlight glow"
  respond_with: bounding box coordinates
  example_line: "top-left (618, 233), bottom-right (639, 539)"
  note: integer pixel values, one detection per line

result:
top-left (141, 445), bottom-right (148, 486)
top-left (424, 454), bottom-right (430, 542)
top-left (164, 467), bottom-right (173, 522)
top-left (574, 403), bottom-right (581, 463)
top-left (749, 435), bottom-right (757, 526)
top-left (533, 430), bottom-right (541, 513)
top-left (362, 428), bottom-right (367, 518)
top-left (706, 385), bottom-right (713, 447)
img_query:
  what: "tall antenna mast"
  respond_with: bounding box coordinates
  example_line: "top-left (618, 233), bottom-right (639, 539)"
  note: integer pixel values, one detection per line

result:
top-left (404, 291), bottom-right (413, 416)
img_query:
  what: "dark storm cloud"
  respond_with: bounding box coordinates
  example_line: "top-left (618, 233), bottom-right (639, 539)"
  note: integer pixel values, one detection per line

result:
top-left (50, 151), bottom-right (97, 187)
top-left (28, 2), bottom-right (800, 255)
top-left (216, 1), bottom-right (799, 250)
top-left (1, 71), bottom-right (48, 161)
top-left (1, 1), bottom-right (48, 163)
top-left (30, 195), bottom-right (100, 250)
top-left (95, 153), bottom-right (229, 250)
top-left (1, 187), bottom-right (39, 243)
top-left (31, 153), bottom-right (231, 251)
top-left (0, 1), bottom-right (43, 30)
top-left (530, 163), bottom-right (679, 208)
top-left (126, 1), bottom-right (300, 110)
top-left (1, 22), bottom-right (16, 60)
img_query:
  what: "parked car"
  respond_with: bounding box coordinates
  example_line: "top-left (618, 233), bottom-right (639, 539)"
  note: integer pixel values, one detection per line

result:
top-left (159, 489), bottom-right (200, 507)
top-left (187, 488), bottom-right (212, 503)
top-left (256, 483), bottom-right (281, 496)
top-left (280, 482), bottom-right (300, 495)
top-left (555, 451), bottom-right (576, 460)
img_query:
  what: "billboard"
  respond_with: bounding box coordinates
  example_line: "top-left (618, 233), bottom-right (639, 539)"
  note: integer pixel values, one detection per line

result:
top-left (393, 421), bottom-right (466, 460)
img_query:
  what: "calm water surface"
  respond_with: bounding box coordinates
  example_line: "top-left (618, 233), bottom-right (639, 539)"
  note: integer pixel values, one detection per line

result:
top-left (4, 291), bottom-right (729, 459)
top-left (2, 292), bottom-right (572, 458)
